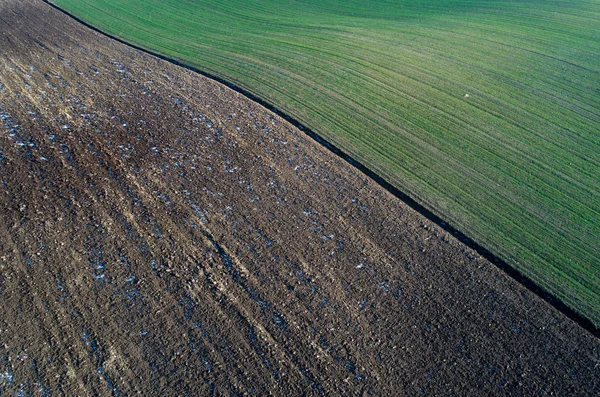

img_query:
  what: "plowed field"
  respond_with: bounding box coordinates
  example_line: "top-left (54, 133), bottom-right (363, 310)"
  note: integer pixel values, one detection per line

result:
top-left (0, 0), bottom-right (598, 395)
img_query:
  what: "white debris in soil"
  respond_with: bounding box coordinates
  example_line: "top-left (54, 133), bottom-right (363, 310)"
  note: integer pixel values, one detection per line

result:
top-left (0, 371), bottom-right (13, 383)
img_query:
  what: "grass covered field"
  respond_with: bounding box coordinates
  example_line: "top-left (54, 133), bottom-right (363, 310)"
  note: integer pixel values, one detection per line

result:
top-left (50, 0), bottom-right (600, 324)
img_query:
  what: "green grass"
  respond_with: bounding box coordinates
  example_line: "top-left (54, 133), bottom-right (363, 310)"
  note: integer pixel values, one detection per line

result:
top-left (51, 0), bottom-right (600, 325)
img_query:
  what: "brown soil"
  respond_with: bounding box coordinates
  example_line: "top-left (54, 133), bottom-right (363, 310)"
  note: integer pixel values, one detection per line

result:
top-left (0, 0), bottom-right (598, 395)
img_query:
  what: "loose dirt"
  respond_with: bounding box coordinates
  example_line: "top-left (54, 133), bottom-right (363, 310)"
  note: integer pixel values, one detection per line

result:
top-left (0, 0), bottom-right (598, 395)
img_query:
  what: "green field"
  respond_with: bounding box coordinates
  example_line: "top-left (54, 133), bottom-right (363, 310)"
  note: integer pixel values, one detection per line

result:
top-left (51, 0), bottom-right (600, 325)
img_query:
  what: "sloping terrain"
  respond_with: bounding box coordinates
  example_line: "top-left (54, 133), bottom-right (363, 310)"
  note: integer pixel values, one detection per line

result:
top-left (49, 0), bottom-right (600, 325)
top-left (0, 0), bottom-right (598, 395)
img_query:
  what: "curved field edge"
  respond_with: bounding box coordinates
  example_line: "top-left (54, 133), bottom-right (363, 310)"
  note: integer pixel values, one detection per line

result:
top-left (36, 0), bottom-right (600, 339)
top-left (48, 0), bottom-right (600, 326)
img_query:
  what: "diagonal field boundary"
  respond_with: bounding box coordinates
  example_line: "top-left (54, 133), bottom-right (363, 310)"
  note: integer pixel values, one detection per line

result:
top-left (42, 0), bottom-right (599, 339)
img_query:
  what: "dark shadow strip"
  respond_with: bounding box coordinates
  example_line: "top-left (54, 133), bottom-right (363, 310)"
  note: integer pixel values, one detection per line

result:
top-left (42, 0), bottom-right (599, 339)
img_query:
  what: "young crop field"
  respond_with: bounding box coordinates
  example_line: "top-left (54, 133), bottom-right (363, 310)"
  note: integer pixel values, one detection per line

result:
top-left (49, 0), bottom-right (600, 324)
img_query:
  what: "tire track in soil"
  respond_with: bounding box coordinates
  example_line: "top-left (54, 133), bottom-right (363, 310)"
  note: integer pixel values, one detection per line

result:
top-left (0, 0), bottom-right (599, 395)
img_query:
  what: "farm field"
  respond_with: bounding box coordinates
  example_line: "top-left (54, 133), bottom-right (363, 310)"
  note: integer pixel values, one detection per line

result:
top-left (48, 0), bottom-right (600, 326)
top-left (1, 0), bottom-right (599, 394)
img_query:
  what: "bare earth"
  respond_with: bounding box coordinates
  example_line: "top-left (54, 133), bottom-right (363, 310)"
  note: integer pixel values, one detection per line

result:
top-left (0, 0), bottom-right (598, 395)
